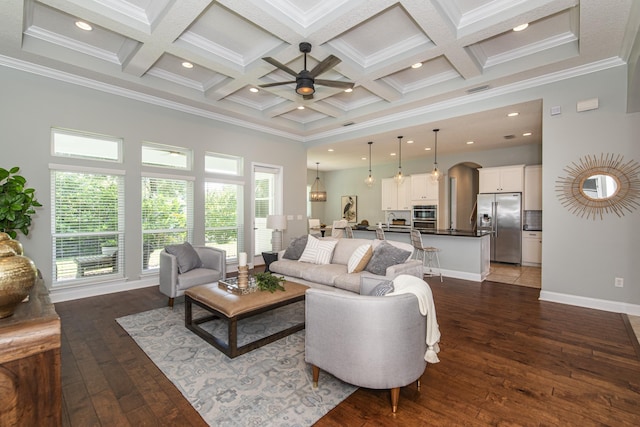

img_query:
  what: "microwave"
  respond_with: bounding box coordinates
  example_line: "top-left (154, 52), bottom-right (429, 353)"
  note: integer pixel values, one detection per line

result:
top-left (412, 205), bottom-right (437, 220)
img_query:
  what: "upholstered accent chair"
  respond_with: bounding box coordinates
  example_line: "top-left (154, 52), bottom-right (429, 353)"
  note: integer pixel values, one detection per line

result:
top-left (159, 244), bottom-right (226, 307)
top-left (305, 279), bottom-right (428, 412)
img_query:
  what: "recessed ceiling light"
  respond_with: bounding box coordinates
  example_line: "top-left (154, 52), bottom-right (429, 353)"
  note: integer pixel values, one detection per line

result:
top-left (424, 147), bottom-right (432, 151)
top-left (328, 148), bottom-right (334, 152)
top-left (391, 153), bottom-right (397, 156)
top-left (411, 62), bottom-right (423, 69)
top-left (361, 157), bottom-right (367, 160)
top-left (507, 112), bottom-right (519, 117)
top-left (523, 132), bottom-right (532, 136)
top-left (249, 87), bottom-right (259, 93)
top-left (407, 140), bottom-right (414, 144)
top-left (466, 141), bottom-right (474, 145)
top-left (75, 21), bottom-right (93, 31)
top-left (513, 23), bottom-right (529, 32)
top-left (297, 106), bottom-right (305, 110)
top-left (344, 88), bottom-right (353, 93)
top-left (181, 61), bottom-right (194, 69)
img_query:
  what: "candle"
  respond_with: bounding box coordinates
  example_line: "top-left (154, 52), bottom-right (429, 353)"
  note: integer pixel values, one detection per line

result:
top-left (238, 252), bottom-right (247, 267)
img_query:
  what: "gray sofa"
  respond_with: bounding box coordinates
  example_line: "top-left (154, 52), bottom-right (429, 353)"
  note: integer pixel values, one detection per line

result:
top-left (269, 236), bottom-right (423, 293)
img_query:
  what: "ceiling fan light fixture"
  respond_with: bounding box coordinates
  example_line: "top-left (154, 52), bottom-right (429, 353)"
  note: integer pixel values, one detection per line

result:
top-left (296, 78), bottom-right (315, 95)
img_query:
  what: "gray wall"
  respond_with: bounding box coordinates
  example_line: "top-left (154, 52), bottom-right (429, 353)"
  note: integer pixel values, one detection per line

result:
top-left (0, 66), bottom-right (308, 287)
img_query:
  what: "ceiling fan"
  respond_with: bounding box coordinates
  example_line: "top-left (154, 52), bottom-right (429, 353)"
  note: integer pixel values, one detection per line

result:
top-left (259, 42), bottom-right (354, 99)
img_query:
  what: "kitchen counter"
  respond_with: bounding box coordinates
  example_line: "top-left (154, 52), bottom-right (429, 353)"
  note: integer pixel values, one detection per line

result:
top-left (352, 228), bottom-right (491, 282)
top-left (356, 227), bottom-right (489, 238)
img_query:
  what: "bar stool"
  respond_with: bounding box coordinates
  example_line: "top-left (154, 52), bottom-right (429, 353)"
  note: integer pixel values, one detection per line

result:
top-left (375, 227), bottom-right (385, 240)
top-left (410, 229), bottom-right (442, 282)
top-left (344, 226), bottom-right (354, 238)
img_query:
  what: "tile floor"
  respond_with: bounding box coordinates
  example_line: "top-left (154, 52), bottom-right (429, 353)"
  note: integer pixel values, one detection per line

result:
top-left (629, 315), bottom-right (640, 343)
top-left (486, 262), bottom-right (541, 289)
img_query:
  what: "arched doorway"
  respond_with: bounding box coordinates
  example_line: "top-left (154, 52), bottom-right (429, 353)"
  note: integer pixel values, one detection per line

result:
top-left (447, 162), bottom-right (481, 231)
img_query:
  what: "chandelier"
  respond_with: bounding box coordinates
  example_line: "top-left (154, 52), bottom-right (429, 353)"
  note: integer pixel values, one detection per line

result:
top-left (309, 162), bottom-right (327, 202)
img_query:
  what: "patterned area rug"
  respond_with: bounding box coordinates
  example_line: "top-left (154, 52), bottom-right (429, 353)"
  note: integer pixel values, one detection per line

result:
top-left (116, 301), bottom-right (356, 426)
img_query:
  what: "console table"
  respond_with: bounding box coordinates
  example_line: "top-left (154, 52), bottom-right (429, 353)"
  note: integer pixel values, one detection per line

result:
top-left (0, 277), bottom-right (61, 426)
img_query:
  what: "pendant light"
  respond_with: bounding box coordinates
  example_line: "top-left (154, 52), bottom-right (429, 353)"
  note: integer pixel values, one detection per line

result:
top-left (393, 136), bottom-right (405, 184)
top-left (309, 162), bottom-right (327, 202)
top-left (431, 128), bottom-right (441, 182)
top-left (364, 141), bottom-right (375, 187)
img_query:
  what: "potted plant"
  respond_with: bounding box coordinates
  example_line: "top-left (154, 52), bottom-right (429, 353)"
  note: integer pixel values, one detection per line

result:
top-left (254, 272), bottom-right (286, 293)
top-left (101, 238), bottom-right (118, 256)
top-left (0, 167), bottom-right (42, 239)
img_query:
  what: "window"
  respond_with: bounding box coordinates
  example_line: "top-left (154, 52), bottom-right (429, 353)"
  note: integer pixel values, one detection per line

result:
top-left (51, 167), bottom-right (124, 284)
top-left (253, 165), bottom-right (282, 255)
top-left (142, 142), bottom-right (191, 170)
top-left (204, 181), bottom-right (244, 261)
top-left (205, 152), bottom-right (243, 176)
top-left (142, 175), bottom-right (194, 270)
top-left (52, 128), bottom-right (121, 162)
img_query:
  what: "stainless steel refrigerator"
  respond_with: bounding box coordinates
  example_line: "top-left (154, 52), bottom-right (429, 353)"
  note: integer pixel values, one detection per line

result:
top-left (477, 193), bottom-right (522, 264)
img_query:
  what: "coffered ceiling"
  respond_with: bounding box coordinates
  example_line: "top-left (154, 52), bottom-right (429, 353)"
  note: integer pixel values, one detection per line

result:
top-left (0, 0), bottom-right (638, 170)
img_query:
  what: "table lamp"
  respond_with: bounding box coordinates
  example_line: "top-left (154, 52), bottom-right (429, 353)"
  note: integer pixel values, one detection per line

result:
top-left (266, 215), bottom-right (287, 252)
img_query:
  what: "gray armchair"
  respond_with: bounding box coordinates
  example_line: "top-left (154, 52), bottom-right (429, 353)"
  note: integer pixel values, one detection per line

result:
top-left (159, 245), bottom-right (226, 307)
top-left (305, 280), bottom-right (428, 413)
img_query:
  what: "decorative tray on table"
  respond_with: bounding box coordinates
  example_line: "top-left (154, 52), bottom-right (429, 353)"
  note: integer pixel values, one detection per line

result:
top-left (218, 276), bottom-right (258, 295)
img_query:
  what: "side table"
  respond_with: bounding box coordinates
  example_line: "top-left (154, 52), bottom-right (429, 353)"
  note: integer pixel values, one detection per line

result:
top-left (261, 251), bottom-right (278, 272)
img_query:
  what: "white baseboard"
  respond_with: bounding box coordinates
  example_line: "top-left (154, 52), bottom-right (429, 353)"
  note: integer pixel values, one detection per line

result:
top-left (539, 290), bottom-right (640, 316)
top-left (50, 276), bottom-right (158, 303)
top-left (439, 269), bottom-right (483, 282)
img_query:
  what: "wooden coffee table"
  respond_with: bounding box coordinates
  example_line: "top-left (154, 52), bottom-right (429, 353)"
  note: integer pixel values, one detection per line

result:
top-left (184, 280), bottom-right (308, 358)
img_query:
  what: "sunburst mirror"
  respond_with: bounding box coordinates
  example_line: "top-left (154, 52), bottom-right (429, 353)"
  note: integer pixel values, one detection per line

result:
top-left (556, 153), bottom-right (640, 220)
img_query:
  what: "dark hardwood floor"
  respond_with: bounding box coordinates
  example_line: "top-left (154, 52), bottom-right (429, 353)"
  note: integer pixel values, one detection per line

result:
top-left (55, 277), bottom-right (640, 426)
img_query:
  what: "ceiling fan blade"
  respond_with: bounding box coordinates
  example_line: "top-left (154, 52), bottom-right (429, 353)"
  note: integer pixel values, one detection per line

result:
top-left (262, 57), bottom-right (299, 77)
top-left (315, 79), bottom-right (354, 89)
top-left (308, 55), bottom-right (341, 78)
top-left (258, 81), bottom-right (296, 88)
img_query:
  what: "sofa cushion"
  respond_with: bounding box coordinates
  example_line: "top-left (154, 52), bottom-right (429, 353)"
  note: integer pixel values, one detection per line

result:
top-left (347, 244), bottom-right (373, 273)
top-left (268, 259), bottom-right (308, 278)
top-left (331, 238), bottom-right (371, 265)
top-left (369, 280), bottom-right (395, 296)
top-left (165, 242), bottom-right (202, 274)
top-left (283, 235), bottom-right (308, 260)
top-left (299, 235), bottom-right (338, 264)
top-left (301, 263), bottom-right (347, 286)
top-left (365, 241), bottom-right (412, 275)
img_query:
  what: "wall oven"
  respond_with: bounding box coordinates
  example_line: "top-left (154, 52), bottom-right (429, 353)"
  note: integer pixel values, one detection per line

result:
top-left (412, 205), bottom-right (437, 231)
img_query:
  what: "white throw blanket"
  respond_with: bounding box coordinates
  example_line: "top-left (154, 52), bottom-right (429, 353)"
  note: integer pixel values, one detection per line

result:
top-left (387, 274), bottom-right (441, 363)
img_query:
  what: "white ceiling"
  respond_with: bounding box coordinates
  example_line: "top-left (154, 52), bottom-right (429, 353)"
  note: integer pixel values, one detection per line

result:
top-left (0, 0), bottom-right (638, 171)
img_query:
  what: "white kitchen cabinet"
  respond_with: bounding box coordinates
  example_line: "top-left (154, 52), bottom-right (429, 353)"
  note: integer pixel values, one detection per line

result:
top-left (411, 173), bottom-right (438, 203)
top-left (524, 165), bottom-right (542, 210)
top-left (381, 178), bottom-right (411, 210)
top-left (479, 165), bottom-right (525, 193)
top-left (522, 231), bottom-right (542, 265)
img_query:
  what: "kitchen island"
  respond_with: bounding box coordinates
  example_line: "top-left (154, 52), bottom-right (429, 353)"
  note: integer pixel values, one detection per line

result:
top-left (352, 227), bottom-right (490, 282)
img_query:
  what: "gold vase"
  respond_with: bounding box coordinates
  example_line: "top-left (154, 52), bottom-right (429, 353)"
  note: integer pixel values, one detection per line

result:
top-left (0, 239), bottom-right (37, 319)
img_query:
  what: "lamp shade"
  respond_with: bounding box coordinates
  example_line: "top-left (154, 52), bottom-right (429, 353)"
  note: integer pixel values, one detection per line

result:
top-left (266, 214), bottom-right (287, 230)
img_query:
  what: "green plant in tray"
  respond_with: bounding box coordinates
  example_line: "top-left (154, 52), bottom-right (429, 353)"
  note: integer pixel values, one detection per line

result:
top-left (254, 272), bottom-right (286, 293)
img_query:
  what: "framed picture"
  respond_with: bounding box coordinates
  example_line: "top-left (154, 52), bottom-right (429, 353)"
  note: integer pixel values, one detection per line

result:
top-left (341, 195), bottom-right (357, 223)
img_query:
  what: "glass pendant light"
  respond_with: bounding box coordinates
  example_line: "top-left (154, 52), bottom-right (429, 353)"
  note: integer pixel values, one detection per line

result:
top-left (394, 136), bottom-right (405, 184)
top-left (364, 141), bottom-right (375, 187)
top-left (309, 162), bottom-right (327, 202)
top-left (431, 129), bottom-right (441, 182)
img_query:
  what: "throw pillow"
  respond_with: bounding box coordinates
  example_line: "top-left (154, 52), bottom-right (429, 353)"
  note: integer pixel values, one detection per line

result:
top-left (364, 240), bottom-right (412, 275)
top-left (369, 280), bottom-right (395, 296)
top-left (298, 234), bottom-right (338, 264)
top-left (283, 235), bottom-right (309, 260)
top-left (347, 244), bottom-right (373, 273)
top-left (164, 242), bottom-right (202, 274)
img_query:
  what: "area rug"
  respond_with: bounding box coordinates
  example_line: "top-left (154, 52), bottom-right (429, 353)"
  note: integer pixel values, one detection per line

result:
top-left (116, 301), bottom-right (356, 426)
